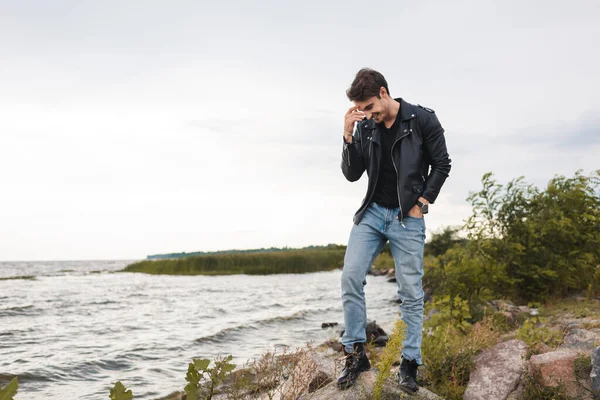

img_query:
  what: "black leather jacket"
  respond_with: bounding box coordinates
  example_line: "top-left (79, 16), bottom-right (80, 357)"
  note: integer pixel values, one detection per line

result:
top-left (341, 98), bottom-right (451, 224)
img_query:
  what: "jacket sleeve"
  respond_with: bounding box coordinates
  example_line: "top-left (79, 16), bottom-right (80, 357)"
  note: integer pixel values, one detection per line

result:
top-left (341, 123), bottom-right (366, 182)
top-left (419, 111), bottom-right (451, 203)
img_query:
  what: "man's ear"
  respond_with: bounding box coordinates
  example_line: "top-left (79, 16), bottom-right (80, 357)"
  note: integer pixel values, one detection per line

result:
top-left (379, 86), bottom-right (388, 98)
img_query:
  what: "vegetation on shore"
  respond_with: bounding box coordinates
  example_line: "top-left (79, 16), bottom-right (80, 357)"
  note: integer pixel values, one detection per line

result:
top-left (4, 169), bottom-right (597, 400)
top-left (124, 246), bottom-right (346, 275)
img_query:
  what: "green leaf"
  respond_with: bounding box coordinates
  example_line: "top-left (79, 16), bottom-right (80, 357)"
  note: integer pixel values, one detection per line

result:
top-left (0, 377), bottom-right (18, 400)
top-left (194, 358), bottom-right (211, 371)
top-left (109, 381), bottom-right (133, 400)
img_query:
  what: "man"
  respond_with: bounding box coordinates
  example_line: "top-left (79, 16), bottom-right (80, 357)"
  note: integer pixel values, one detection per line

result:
top-left (337, 68), bottom-right (451, 394)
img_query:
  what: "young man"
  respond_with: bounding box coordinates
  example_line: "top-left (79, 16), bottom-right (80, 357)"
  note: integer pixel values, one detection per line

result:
top-left (337, 68), bottom-right (451, 393)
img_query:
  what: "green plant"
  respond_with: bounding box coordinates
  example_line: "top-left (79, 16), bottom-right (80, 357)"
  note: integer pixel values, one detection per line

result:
top-left (574, 354), bottom-right (592, 380)
top-left (422, 300), bottom-right (500, 400)
top-left (185, 355), bottom-right (236, 400)
top-left (0, 377), bottom-right (18, 400)
top-left (520, 373), bottom-right (570, 400)
top-left (109, 381), bottom-right (133, 400)
top-left (372, 320), bottom-right (407, 400)
top-left (515, 317), bottom-right (565, 350)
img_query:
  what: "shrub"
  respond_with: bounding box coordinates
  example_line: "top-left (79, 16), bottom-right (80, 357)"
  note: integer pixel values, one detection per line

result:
top-left (372, 320), bottom-right (407, 400)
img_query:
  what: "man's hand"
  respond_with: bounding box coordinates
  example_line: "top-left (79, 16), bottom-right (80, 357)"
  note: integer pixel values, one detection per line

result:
top-left (344, 105), bottom-right (365, 144)
top-left (407, 197), bottom-right (429, 218)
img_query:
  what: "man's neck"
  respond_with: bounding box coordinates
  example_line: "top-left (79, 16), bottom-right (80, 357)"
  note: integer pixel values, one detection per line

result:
top-left (383, 100), bottom-right (400, 129)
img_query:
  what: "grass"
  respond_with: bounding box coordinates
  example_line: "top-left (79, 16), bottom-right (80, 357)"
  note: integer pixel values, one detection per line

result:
top-left (123, 248), bottom-right (346, 275)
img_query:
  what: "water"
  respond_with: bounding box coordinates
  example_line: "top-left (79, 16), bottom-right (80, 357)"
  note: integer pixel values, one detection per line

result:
top-left (0, 261), bottom-right (402, 399)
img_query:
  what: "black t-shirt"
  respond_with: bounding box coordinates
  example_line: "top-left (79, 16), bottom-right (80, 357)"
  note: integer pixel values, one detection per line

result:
top-left (371, 109), bottom-right (401, 208)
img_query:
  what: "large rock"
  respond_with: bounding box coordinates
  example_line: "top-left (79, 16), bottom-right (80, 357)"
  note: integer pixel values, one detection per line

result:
top-left (339, 320), bottom-right (389, 347)
top-left (591, 346), bottom-right (600, 393)
top-left (560, 328), bottom-right (600, 352)
top-left (297, 367), bottom-right (443, 400)
top-left (529, 349), bottom-right (582, 398)
top-left (273, 350), bottom-right (335, 400)
top-left (463, 339), bottom-right (527, 400)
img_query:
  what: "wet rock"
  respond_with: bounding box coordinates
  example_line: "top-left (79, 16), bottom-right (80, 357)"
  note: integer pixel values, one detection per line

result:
top-left (463, 339), bottom-right (527, 400)
top-left (321, 322), bottom-right (338, 329)
top-left (529, 349), bottom-right (583, 398)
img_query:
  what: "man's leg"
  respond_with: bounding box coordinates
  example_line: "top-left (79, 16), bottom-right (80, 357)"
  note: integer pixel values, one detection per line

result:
top-left (340, 203), bottom-right (387, 352)
top-left (387, 215), bottom-right (426, 365)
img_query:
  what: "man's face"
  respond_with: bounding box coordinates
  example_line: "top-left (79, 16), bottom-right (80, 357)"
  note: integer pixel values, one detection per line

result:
top-left (354, 96), bottom-right (387, 123)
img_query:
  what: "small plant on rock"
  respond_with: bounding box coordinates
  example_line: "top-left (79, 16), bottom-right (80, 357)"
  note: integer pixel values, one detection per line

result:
top-left (185, 355), bottom-right (236, 400)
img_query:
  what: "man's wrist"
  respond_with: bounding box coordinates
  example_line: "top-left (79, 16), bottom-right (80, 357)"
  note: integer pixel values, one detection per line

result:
top-left (343, 134), bottom-right (353, 144)
top-left (418, 197), bottom-right (429, 205)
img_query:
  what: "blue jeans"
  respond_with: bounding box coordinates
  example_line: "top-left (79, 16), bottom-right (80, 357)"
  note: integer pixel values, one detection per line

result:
top-left (341, 202), bottom-right (426, 365)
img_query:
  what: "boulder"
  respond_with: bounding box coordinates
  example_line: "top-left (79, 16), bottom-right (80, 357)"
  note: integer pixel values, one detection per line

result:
top-left (463, 339), bottom-right (527, 400)
top-left (274, 350), bottom-right (335, 400)
top-left (560, 328), bottom-right (600, 352)
top-left (591, 346), bottom-right (600, 393)
top-left (297, 367), bottom-right (443, 400)
top-left (339, 321), bottom-right (389, 347)
top-left (529, 349), bottom-right (583, 398)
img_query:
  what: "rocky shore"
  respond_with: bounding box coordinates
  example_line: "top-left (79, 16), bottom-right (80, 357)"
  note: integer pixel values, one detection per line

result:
top-left (155, 279), bottom-right (600, 400)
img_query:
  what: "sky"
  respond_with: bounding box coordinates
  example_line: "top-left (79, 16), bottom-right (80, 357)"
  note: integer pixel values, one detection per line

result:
top-left (0, 0), bottom-right (598, 261)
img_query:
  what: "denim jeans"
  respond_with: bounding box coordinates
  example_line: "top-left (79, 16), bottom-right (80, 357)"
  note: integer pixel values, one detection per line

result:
top-left (341, 202), bottom-right (426, 365)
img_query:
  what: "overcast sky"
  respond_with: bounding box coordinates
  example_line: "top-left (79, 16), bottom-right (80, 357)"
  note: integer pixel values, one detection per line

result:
top-left (1, 0), bottom-right (598, 261)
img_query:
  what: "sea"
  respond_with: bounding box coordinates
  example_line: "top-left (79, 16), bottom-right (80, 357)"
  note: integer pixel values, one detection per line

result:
top-left (0, 260), bottom-right (402, 399)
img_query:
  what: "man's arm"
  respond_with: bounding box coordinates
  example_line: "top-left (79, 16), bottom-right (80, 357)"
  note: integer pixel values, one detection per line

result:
top-left (341, 106), bottom-right (366, 182)
top-left (419, 110), bottom-right (451, 204)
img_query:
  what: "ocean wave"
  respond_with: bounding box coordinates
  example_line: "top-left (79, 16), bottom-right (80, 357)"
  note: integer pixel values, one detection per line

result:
top-left (0, 275), bottom-right (36, 281)
top-left (194, 308), bottom-right (332, 344)
top-left (0, 305), bottom-right (40, 318)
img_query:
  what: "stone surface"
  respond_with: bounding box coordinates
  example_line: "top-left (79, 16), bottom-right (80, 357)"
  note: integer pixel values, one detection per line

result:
top-left (560, 328), bottom-right (600, 352)
top-left (591, 346), bottom-right (600, 393)
top-left (463, 339), bottom-right (528, 400)
top-left (297, 367), bottom-right (443, 400)
top-left (529, 349), bottom-right (582, 398)
top-left (274, 350), bottom-right (336, 400)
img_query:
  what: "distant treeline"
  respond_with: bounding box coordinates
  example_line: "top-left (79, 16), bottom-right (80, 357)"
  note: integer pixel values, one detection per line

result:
top-left (126, 247), bottom-right (346, 275)
top-left (146, 244), bottom-right (346, 259)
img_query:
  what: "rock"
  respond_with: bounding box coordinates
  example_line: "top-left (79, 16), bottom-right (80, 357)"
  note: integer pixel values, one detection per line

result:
top-left (154, 392), bottom-right (184, 400)
top-left (369, 267), bottom-right (388, 276)
top-left (297, 367), bottom-right (443, 400)
top-left (591, 346), bottom-right (600, 393)
top-left (387, 277), bottom-right (397, 283)
top-left (339, 321), bottom-right (389, 347)
top-left (321, 322), bottom-right (339, 329)
top-left (529, 349), bottom-right (583, 398)
top-left (463, 339), bottom-right (527, 400)
top-left (321, 339), bottom-right (343, 352)
top-left (386, 268), bottom-right (394, 277)
top-left (274, 350), bottom-right (335, 400)
top-left (560, 328), bottom-right (600, 352)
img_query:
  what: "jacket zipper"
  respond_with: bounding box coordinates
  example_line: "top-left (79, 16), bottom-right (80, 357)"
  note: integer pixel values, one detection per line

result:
top-left (362, 136), bottom-right (378, 208)
top-left (392, 129), bottom-right (411, 226)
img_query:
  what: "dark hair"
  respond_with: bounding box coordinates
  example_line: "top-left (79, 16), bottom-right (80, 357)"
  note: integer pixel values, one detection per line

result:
top-left (346, 68), bottom-right (390, 101)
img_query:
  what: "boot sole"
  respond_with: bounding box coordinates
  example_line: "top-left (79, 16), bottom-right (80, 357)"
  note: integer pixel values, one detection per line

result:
top-left (336, 365), bottom-right (371, 390)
